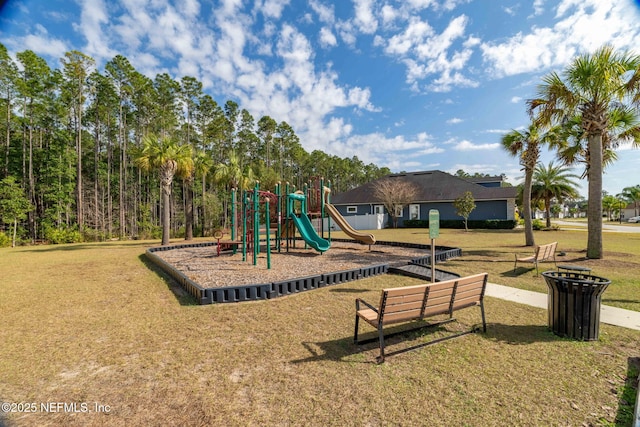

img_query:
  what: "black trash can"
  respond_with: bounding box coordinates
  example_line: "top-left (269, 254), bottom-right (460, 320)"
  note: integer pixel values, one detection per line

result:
top-left (542, 271), bottom-right (611, 341)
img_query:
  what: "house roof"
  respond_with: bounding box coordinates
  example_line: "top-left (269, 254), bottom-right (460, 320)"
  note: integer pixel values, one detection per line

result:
top-left (466, 175), bottom-right (505, 185)
top-left (330, 170), bottom-right (517, 205)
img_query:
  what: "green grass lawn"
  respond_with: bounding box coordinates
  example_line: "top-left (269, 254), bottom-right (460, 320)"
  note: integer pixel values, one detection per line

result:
top-left (0, 228), bottom-right (638, 426)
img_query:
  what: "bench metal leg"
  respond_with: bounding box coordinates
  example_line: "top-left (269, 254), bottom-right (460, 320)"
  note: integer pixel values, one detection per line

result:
top-left (480, 301), bottom-right (487, 332)
top-left (377, 325), bottom-right (385, 364)
top-left (353, 315), bottom-right (360, 343)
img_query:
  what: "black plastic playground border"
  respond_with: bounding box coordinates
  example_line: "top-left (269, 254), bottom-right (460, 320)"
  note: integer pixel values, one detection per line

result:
top-left (145, 239), bottom-right (462, 305)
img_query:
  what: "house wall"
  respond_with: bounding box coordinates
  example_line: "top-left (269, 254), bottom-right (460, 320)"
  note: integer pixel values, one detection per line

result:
top-left (395, 200), bottom-right (510, 226)
top-left (332, 204), bottom-right (376, 216)
top-left (332, 200), bottom-right (512, 227)
top-left (622, 207), bottom-right (639, 220)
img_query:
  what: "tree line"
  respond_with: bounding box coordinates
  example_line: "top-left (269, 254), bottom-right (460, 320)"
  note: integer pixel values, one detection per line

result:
top-left (0, 44), bottom-right (391, 245)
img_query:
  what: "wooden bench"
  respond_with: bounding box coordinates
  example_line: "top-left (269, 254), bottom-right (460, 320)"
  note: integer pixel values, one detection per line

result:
top-left (354, 273), bottom-right (488, 363)
top-left (513, 242), bottom-right (557, 276)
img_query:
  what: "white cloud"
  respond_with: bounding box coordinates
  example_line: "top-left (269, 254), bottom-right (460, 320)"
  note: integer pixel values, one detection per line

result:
top-left (309, 0), bottom-right (335, 24)
top-left (380, 4), bottom-right (399, 26)
top-left (484, 129), bottom-right (512, 134)
top-left (481, 1), bottom-right (640, 77)
top-left (511, 96), bottom-right (522, 103)
top-left (325, 131), bottom-right (444, 165)
top-left (335, 20), bottom-right (357, 47)
top-left (319, 27), bottom-right (337, 48)
top-left (258, 0), bottom-right (291, 19)
top-left (182, 0), bottom-right (200, 17)
top-left (453, 140), bottom-right (500, 151)
top-left (12, 24), bottom-right (69, 60)
top-left (533, 0), bottom-right (546, 16)
top-left (75, 0), bottom-right (114, 61)
top-left (353, 0), bottom-right (378, 34)
top-left (447, 117), bottom-right (463, 124)
top-left (380, 14), bottom-right (478, 92)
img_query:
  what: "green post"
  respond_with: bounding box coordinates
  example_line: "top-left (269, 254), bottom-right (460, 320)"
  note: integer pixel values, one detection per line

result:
top-left (285, 182), bottom-right (290, 252)
top-left (320, 177), bottom-right (325, 238)
top-left (253, 182), bottom-right (260, 266)
top-left (300, 185), bottom-right (308, 250)
top-left (275, 182), bottom-right (282, 252)
top-left (231, 188), bottom-right (237, 254)
top-left (326, 180), bottom-right (331, 242)
top-left (429, 209), bottom-right (440, 283)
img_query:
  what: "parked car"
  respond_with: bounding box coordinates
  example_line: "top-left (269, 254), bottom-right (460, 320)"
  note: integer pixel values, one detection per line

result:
top-left (628, 216), bottom-right (640, 223)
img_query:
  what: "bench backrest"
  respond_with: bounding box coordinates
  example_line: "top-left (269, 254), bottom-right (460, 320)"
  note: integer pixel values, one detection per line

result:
top-left (535, 242), bottom-right (557, 261)
top-left (377, 273), bottom-right (488, 325)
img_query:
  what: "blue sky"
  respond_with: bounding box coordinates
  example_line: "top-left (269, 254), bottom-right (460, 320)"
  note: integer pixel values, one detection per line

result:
top-left (2, 0), bottom-right (640, 197)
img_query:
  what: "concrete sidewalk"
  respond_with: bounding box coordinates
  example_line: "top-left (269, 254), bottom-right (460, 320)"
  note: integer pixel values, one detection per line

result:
top-left (485, 282), bottom-right (640, 331)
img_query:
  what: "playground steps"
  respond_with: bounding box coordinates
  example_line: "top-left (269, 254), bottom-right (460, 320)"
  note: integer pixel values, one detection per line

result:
top-left (388, 263), bottom-right (460, 282)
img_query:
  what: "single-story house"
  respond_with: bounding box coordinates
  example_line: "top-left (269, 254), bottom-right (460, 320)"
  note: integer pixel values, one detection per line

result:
top-left (329, 170), bottom-right (517, 228)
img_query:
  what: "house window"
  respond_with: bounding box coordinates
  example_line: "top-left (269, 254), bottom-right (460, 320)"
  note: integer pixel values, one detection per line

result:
top-left (409, 204), bottom-right (420, 220)
top-left (346, 206), bottom-right (357, 214)
top-left (395, 206), bottom-right (404, 217)
top-left (374, 205), bottom-right (384, 214)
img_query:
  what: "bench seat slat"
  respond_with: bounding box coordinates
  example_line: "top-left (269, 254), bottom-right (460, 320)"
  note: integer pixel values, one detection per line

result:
top-left (356, 308), bottom-right (378, 323)
top-left (381, 311), bottom-right (426, 324)
top-left (385, 300), bottom-right (425, 312)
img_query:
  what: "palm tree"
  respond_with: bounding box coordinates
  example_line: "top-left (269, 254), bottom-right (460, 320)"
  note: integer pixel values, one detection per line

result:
top-left (528, 45), bottom-right (640, 258)
top-left (501, 124), bottom-right (558, 246)
top-left (531, 161), bottom-right (580, 228)
top-left (601, 194), bottom-right (619, 221)
top-left (135, 134), bottom-right (193, 245)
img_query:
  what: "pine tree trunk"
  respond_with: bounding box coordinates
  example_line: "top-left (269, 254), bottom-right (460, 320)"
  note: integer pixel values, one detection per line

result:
top-left (4, 97), bottom-right (10, 177)
top-left (76, 102), bottom-right (83, 232)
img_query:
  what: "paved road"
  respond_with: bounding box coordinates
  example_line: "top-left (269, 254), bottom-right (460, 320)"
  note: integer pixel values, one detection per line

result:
top-left (553, 220), bottom-right (640, 233)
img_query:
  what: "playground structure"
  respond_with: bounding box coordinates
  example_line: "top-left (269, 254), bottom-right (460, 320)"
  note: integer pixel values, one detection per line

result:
top-left (220, 177), bottom-right (377, 269)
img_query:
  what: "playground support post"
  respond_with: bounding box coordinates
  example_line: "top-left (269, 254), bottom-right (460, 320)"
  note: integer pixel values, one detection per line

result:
top-left (275, 182), bottom-right (282, 253)
top-left (242, 189), bottom-right (248, 262)
top-left (253, 182), bottom-right (260, 266)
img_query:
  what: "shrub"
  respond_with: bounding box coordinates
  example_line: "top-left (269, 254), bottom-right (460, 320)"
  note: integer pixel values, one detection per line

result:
top-left (0, 231), bottom-right (11, 248)
top-left (532, 219), bottom-right (544, 230)
top-left (44, 226), bottom-right (83, 244)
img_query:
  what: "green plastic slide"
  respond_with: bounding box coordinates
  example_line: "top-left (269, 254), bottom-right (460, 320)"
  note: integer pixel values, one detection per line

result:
top-left (287, 193), bottom-right (330, 253)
